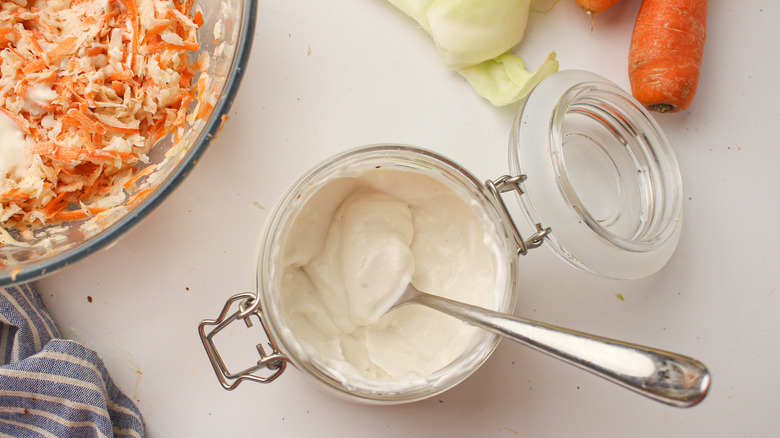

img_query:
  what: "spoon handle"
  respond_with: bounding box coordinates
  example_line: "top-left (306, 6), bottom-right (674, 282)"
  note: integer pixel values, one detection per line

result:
top-left (410, 291), bottom-right (710, 408)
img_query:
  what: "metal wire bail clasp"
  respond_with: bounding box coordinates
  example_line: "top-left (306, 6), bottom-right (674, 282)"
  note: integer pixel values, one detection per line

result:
top-left (485, 175), bottom-right (551, 256)
top-left (198, 292), bottom-right (290, 390)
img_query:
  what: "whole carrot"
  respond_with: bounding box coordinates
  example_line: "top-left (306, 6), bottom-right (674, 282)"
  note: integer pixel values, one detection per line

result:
top-left (576, 0), bottom-right (622, 15)
top-left (628, 0), bottom-right (708, 113)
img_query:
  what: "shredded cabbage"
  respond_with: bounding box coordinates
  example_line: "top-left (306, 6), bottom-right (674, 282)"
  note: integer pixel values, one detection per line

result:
top-left (387, 0), bottom-right (559, 106)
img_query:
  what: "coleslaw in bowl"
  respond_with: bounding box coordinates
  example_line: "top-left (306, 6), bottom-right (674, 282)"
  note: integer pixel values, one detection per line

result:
top-left (0, 0), bottom-right (257, 285)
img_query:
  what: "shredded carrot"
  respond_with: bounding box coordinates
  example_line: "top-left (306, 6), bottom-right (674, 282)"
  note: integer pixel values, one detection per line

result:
top-left (118, 0), bottom-right (140, 70)
top-left (51, 206), bottom-right (108, 222)
top-left (77, 172), bottom-right (107, 201)
top-left (175, 0), bottom-right (194, 16)
top-left (192, 11), bottom-right (203, 27)
top-left (0, 27), bottom-right (15, 41)
top-left (0, 188), bottom-right (30, 203)
top-left (42, 191), bottom-right (69, 217)
top-left (123, 164), bottom-right (157, 188)
top-left (110, 81), bottom-right (125, 96)
top-left (0, 107), bottom-right (31, 135)
top-left (79, 127), bottom-right (94, 150)
top-left (141, 22), bottom-right (170, 46)
top-left (47, 36), bottom-right (78, 63)
top-left (32, 100), bottom-right (57, 113)
top-left (32, 14), bottom-right (56, 35)
top-left (85, 46), bottom-right (104, 56)
top-left (106, 69), bottom-right (134, 82)
top-left (64, 108), bottom-right (107, 135)
top-left (141, 40), bottom-right (199, 54)
top-left (29, 34), bottom-right (44, 55)
top-left (125, 187), bottom-right (151, 207)
top-left (49, 209), bottom-right (89, 221)
top-left (148, 116), bottom-right (168, 144)
top-left (22, 58), bottom-right (47, 75)
top-left (13, 80), bottom-right (28, 101)
top-left (195, 101), bottom-right (212, 121)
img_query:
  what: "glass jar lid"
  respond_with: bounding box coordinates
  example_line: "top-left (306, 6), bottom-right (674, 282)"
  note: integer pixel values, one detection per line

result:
top-left (508, 70), bottom-right (683, 279)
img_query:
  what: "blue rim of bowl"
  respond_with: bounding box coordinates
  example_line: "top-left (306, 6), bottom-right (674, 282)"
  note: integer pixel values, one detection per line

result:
top-left (1, 0), bottom-right (259, 286)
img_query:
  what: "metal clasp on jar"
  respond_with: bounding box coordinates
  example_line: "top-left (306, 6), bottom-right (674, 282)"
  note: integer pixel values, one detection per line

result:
top-left (485, 175), bottom-right (551, 256)
top-left (198, 292), bottom-right (291, 390)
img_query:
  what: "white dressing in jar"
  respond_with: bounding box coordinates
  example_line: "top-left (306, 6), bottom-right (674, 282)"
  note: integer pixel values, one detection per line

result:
top-left (278, 168), bottom-right (505, 391)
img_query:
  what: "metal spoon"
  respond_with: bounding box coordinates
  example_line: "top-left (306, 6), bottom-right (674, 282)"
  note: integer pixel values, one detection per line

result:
top-left (393, 284), bottom-right (710, 408)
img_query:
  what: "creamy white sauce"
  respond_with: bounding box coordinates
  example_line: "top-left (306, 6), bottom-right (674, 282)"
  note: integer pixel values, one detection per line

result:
top-left (278, 168), bottom-right (504, 391)
top-left (24, 84), bottom-right (57, 114)
top-left (0, 112), bottom-right (26, 181)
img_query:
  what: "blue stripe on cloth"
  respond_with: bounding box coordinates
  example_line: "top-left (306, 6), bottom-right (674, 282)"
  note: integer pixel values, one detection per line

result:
top-left (0, 284), bottom-right (144, 437)
top-left (0, 323), bottom-right (16, 365)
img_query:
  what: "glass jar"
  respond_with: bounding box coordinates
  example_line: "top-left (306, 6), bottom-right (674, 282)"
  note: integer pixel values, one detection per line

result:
top-left (254, 145), bottom-right (520, 403)
top-left (509, 70), bottom-right (682, 279)
top-left (198, 70), bottom-right (683, 403)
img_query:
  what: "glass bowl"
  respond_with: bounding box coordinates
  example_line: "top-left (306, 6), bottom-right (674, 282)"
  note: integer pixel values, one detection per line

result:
top-left (0, 0), bottom-right (257, 286)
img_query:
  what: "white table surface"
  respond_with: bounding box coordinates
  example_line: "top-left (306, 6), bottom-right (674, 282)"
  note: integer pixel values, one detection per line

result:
top-left (38, 1), bottom-right (780, 436)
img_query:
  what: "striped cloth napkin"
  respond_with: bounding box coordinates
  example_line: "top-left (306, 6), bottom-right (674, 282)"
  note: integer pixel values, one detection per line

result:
top-left (0, 283), bottom-right (144, 437)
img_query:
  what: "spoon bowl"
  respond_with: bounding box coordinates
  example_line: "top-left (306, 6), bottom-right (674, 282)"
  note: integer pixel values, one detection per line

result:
top-left (393, 284), bottom-right (710, 408)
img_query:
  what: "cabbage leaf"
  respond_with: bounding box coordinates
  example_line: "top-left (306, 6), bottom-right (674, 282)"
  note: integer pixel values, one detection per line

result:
top-left (459, 51), bottom-right (558, 106)
top-left (387, 0), bottom-right (558, 106)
